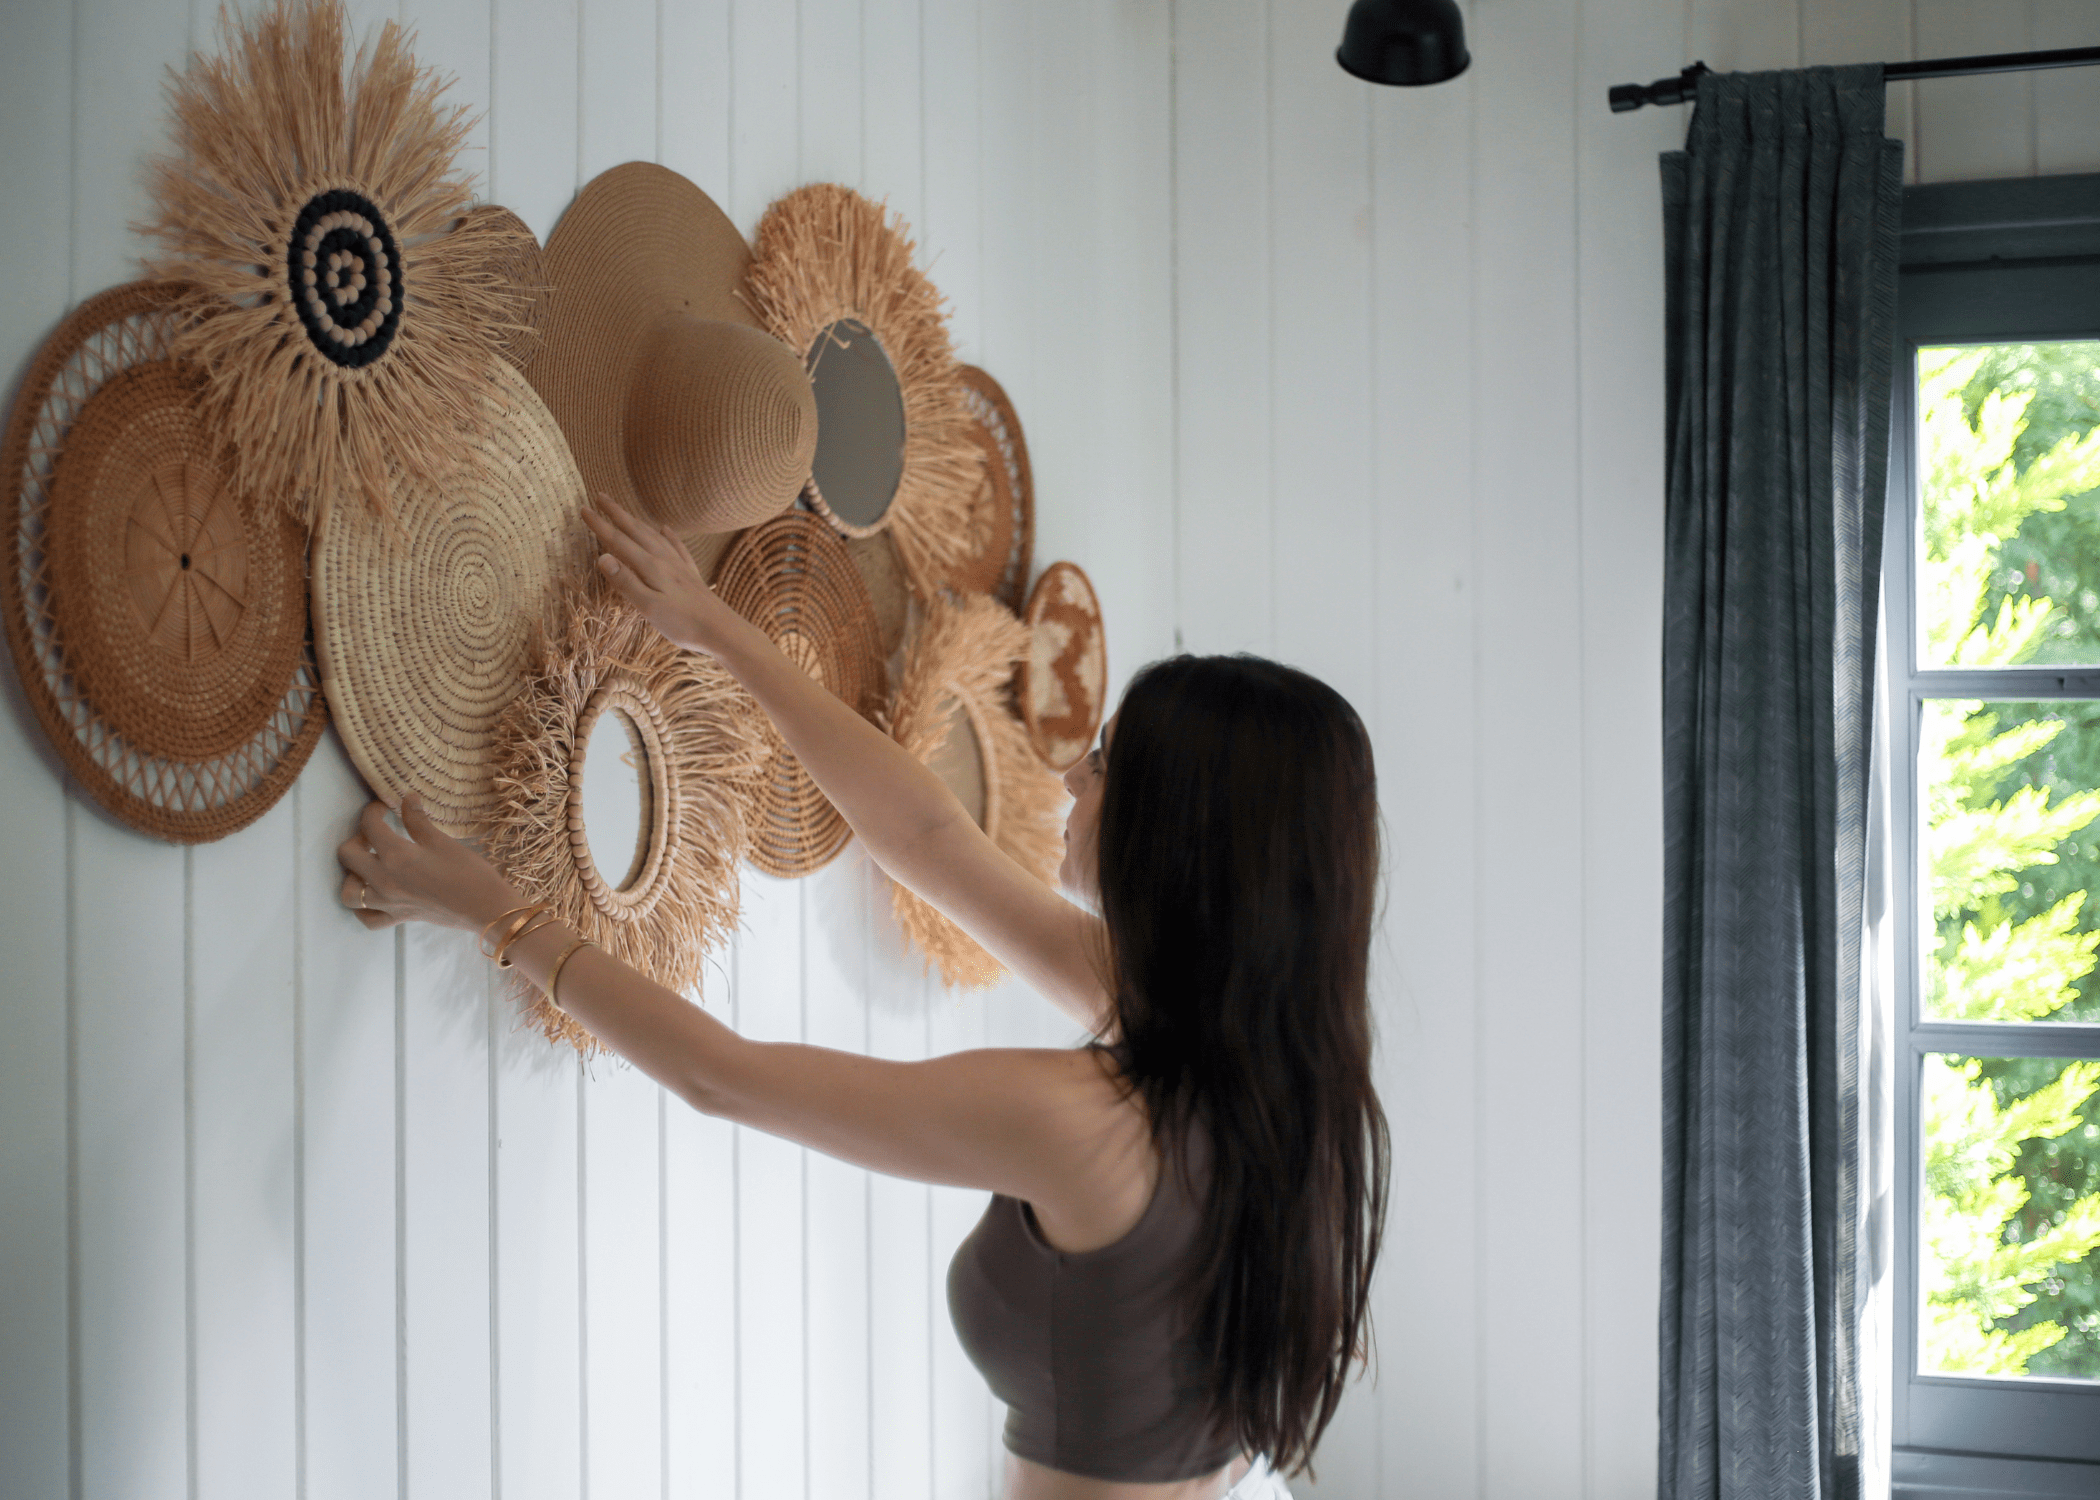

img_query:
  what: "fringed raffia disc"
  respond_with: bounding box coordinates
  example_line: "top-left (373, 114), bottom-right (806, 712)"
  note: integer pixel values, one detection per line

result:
top-left (485, 584), bottom-right (771, 1057)
top-left (140, 0), bottom-right (537, 523)
top-left (1017, 562), bottom-right (1108, 774)
top-left (743, 185), bottom-right (979, 595)
top-left (712, 512), bottom-right (886, 877)
top-left (886, 593), bottom-right (1066, 988)
top-left (460, 204), bottom-right (548, 372)
top-left (957, 365), bottom-right (1035, 611)
top-left (0, 282), bottom-right (326, 843)
top-left (311, 360), bottom-right (594, 836)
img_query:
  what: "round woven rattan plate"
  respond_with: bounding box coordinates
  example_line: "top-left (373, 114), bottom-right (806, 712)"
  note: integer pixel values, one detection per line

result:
top-left (956, 365), bottom-right (1034, 611)
top-left (712, 511), bottom-right (885, 877)
top-left (1016, 561), bottom-right (1107, 773)
top-left (461, 204), bottom-right (549, 372)
top-left (0, 281), bottom-right (326, 843)
top-left (312, 358), bottom-right (594, 836)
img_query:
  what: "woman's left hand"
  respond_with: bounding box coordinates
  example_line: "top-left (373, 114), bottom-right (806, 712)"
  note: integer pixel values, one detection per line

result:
top-left (336, 794), bottom-right (522, 933)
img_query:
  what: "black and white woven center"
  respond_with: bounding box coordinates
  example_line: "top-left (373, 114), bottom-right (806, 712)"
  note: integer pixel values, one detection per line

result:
top-left (287, 188), bottom-right (404, 369)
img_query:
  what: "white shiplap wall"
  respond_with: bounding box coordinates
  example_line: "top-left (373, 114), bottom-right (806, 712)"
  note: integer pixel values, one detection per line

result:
top-left (6, 0), bottom-right (2099, 1497)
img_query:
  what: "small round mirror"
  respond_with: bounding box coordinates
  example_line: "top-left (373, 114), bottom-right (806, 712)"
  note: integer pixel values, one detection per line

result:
top-left (926, 696), bottom-right (988, 831)
top-left (807, 319), bottom-right (907, 530)
top-left (580, 705), bottom-right (653, 891)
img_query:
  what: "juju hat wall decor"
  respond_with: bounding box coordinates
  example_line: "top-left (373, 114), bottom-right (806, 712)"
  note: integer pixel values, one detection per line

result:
top-left (712, 512), bottom-right (886, 878)
top-left (957, 365), bottom-right (1035, 611)
top-left (743, 185), bottom-right (981, 595)
top-left (140, 0), bottom-right (539, 524)
top-left (886, 593), bottom-right (1065, 989)
top-left (311, 359), bottom-right (595, 836)
top-left (1016, 561), bottom-right (1108, 773)
top-left (484, 584), bottom-right (771, 1057)
top-left (1, 282), bottom-right (326, 843)
top-left (529, 162), bottom-right (817, 547)
top-left (460, 204), bottom-right (549, 372)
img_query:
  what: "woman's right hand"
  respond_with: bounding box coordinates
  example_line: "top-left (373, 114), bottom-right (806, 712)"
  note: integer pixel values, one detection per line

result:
top-left (582, 497), bottom-right (748, 657)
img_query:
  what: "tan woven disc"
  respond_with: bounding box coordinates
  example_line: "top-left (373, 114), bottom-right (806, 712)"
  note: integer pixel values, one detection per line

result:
top-left (313, 359), bottom-right (594, 835)
top-left (846, 530), bottom-right (913, 662)
top-left (1016, 561), bottom-right (1107, 773)
top-left (44, 360), bottom-right (309, 763)
top-left (1, 282), bottom-right (327, 843)
top-left (937, 425), bottom-right (1017, 599)
top-left (712, 512), bottom-right (885, 877)
top-left (461, 204), bottom-right (549, 371)
top-left (957, 365), bottom-right (1035, 611)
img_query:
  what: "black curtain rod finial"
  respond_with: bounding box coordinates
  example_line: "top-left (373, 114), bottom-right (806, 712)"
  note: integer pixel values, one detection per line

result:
top-left (1610, 61), bottom-right (1709, 112)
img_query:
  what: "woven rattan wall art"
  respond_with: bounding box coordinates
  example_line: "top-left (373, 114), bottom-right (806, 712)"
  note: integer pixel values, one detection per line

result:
top-left (956, 365), bottom-right (1035, 611)
top-left (711, 512), bottom-right (886, 878)
top-left (1016, 561), bottom-right (1108, 773)
top-left (886, 592), bottom-right (1065, 988)
top-left (0, 281), bottom-right (327, 843)
top-left (460, 204), bottom-right (549, 373)
top-left (743, 185), bottom-right (980, 595)
top-left (311, 359), bottom-right (595, 836)
top-left (138, 0), bottom-right (538, 525)
top-left (484, 584), bottom-right (770, 1056)
top-left (528, 162), bottom-right (817, 560)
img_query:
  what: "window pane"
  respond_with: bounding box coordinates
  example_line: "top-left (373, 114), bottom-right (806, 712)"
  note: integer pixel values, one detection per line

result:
top-left (1921, 698), bottom-right (2100, 1024)
top-left (1921, 1053), bottom-right (2100, 1381)
top-left (1919, 341), bottom-right (2100, 669)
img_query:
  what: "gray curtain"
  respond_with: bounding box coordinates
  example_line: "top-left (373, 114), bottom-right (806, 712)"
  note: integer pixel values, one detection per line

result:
top-left (1659, 67), bottom-right (1903, 1500)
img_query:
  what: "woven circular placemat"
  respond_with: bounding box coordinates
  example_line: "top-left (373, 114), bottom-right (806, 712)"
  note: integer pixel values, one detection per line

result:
top-left (744, 185), bottom-right (980, 597)
top-left (712, 511), bottom-right (885, 877)
top-left (0, 281), bottom-right (326, 843)
top-left (485, 584), bottom-right (770, 1057)
top-left (886, 592), bottom-right (1065, 988)
top-left (1016, 561), bottom-right (1107, 773)
top-left (312, 358), bottom-right (595, 835)
top-left (461, 204), bottom-right (549, 372)
top-left (957, 365), bottom-right (1035, 611)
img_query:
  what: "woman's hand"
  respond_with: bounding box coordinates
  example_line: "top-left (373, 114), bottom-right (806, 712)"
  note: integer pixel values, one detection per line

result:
top-left (582, 496), bottom-right (747, 657)
top-left (336, 794), bottom-right (522, 933)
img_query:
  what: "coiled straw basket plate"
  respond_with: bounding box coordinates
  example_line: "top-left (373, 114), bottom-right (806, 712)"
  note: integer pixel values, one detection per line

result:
top-left (0, 281), bottom-right (326, 842)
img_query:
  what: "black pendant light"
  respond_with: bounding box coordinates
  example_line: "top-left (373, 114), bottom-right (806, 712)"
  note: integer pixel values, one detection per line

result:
top-left (1336, 0), bottom-right (1471, 86)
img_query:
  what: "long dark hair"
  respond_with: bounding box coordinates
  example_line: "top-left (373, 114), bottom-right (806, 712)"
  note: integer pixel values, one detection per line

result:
top-left (1093, 654), bottom-right (1389, 1477)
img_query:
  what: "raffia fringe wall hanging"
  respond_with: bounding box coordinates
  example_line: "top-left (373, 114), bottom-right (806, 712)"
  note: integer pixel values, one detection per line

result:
top-left (956, 365), bottom-right (1035, 611)
top-left (887, 592), bottom-right (1065, 989)
top-left (712, 512), bottom-right (887, 878)
top-left (1, 282), bottom-right (327, 842)
top-left (459, 204), bottom-right (550, 373)
top-left (743, 185), bottom-right (980, 595)
top-left (484, 584), bottom-right (771, 1056)
top-left (140, 0), bottom-right (537, 524)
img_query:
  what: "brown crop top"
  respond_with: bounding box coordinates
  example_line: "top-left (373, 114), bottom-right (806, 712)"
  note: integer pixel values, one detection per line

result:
top-left (945, 1116), bottom-right (1238, 1483)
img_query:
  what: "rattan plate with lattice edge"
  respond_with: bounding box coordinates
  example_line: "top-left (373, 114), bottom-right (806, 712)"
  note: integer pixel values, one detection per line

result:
top-left (711, 511), bottom-right (886, 877)
top-left (0, 282), bottom-right (326, 843)
top-left (956, 365), bottom-right (1035, 612)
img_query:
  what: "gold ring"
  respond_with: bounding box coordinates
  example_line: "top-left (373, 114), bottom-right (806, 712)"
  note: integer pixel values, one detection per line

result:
top-left (359, 881), bottom-right (372, 910)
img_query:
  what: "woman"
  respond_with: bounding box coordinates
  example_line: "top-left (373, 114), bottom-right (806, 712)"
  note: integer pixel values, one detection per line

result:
top-left (338, 500), bottom-right (1388, 1499)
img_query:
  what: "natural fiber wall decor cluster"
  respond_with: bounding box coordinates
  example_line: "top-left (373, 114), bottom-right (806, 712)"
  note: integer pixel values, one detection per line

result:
top-left (139, 0), bottom-right (537, 524)
top-left (1, 282), bottom-right (327, 843)
top-left (743, 185), bottom-right (981, 594)
top-left (886, 592), bottom-right (1065, 989)
top-left (484, 584), bottom-right (771, 1056)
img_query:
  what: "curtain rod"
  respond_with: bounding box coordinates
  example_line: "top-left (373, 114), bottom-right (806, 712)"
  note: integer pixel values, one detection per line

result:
top-left (1608, 45), bottom-right (2100, 114)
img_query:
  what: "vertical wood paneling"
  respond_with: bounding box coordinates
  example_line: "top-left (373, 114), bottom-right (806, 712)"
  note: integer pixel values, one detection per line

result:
top-left (580, 0), bottom-right (657, 175)
top-left (0, 1), bottom-right (75, 1494)
top-left (861, 0), bottom-right (926, 234)
top-left (190, 811), bottom-right (300, 1500)
top-left (582, 1063), bottom-right (666, 1500)
top-left (800, 0), bottom-right (865, 188)
top-left (661, 0), bottom-right (732, 196)
top-left (488, 0), bottom-right (579, 240)
top-left (664, 1073), bottom-right (739, 1498)
top-left (727, 0), bottom-right (798, 231)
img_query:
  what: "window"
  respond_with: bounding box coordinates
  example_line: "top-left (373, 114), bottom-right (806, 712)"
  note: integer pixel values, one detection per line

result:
top-left (1892, 175), bottom-right (2100, 1497)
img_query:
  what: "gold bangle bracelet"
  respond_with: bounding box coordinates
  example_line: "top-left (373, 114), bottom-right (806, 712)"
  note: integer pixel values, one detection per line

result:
top-left (495, 910), bottom-right (562, 970)
top-left (479, 903), bottom-right (539, 952)
top-left (481, 903), bottom-right (549, 962)
top-left (545, 937), bottom-right (594, 1010)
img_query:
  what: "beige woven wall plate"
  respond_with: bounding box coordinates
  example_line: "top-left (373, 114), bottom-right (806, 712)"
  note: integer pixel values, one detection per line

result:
top-left (1017, 561), bottom-right (1108, 773)
top-left (712, 512), bottom-right (886, 877)
top-left (956, 365), bottom-right (1035, 611)
top-left (0, 281), bottom-right (326, 844)
top-left (744, 185), bottom-right (981, 597)
top-left (139, 0), bottom-right (539, 525)
top-left (312, 359), bottom-right (595, 836)
top-left (886, 593), bottom-right (1065, 988)
top-left (484, 586), bottom-right (769, 1057)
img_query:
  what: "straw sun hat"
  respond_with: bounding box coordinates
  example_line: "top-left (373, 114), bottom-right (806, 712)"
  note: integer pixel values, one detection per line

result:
top-left (0, 281), bottom-right (327, 843)
top-left (527, 162), bottom-right (818, 579)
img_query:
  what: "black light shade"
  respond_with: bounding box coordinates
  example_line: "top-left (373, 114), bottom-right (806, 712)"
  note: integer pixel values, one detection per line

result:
top-left (1336, 0), bottom-right (1471, 86)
